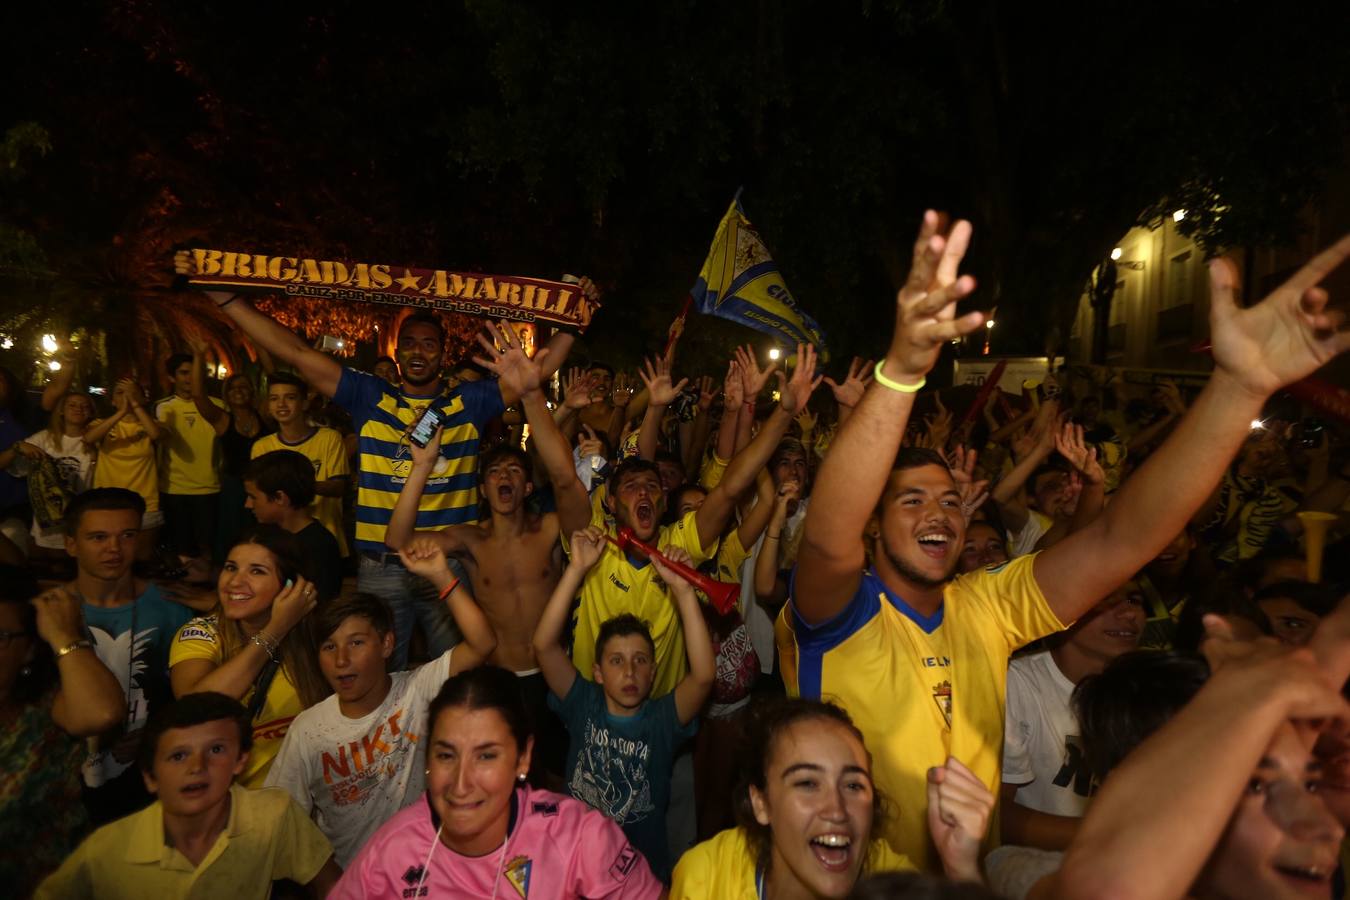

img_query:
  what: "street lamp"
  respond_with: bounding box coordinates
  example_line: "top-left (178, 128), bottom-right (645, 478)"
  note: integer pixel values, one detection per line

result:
top-left (1173, 209), bottom-right (1186, 223)
top-left (41, 334), bottom-right (57, 353)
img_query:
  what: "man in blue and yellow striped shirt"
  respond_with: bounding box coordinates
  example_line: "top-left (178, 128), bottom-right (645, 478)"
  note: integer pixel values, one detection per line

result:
top-left (206, 293), bottom-right (576, 667)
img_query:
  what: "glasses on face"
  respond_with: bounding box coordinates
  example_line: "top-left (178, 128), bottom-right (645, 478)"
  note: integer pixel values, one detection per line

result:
top-left (0, 630), bottom-right (31, 648)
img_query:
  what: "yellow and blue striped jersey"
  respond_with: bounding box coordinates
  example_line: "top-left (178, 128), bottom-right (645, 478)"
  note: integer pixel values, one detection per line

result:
top-left (334, 369), bottom-right (504, 555)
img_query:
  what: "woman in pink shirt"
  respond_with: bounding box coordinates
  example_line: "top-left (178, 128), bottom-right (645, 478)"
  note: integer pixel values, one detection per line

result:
top-left (332, 665), bottom-right (665, 899)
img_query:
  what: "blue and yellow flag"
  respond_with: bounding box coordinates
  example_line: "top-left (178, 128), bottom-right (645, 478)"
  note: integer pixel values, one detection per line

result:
top-left (690, 194), bottom-right (828, 356)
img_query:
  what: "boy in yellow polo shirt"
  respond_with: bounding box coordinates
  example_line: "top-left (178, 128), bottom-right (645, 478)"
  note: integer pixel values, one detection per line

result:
top-left (250, 372), bottom-right (350, 557)
top-left (37, 691), bottom-right (339, 900)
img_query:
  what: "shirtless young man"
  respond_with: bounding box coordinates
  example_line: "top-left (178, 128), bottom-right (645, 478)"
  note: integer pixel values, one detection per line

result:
top-left (384, 428), bottom-right (568, 773)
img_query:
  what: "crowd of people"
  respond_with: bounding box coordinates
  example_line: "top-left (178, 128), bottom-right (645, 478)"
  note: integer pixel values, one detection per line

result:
top-left (0, 213), bottom-right (1348, 899)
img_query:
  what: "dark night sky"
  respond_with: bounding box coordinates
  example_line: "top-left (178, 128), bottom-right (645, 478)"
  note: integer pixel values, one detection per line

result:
top-left (3, 1), bottom-right (1350, 376)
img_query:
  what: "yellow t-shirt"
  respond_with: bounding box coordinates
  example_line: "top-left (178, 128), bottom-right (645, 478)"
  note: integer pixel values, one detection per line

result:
top-left (91, 417), bottom-right (159, 512)
top-left (169, 616), bottom-right (303, 788)
top-left (35, 784), bottom-right (332, 900)
top-left (777, 554), bottom-right (1064, 872)
top-left (567, 507), bottom-right (713, 698)
top-left (155, 395), bottom-right (224, 495)
top-left (250, 427), bottom-right (350, 557)
top-left (713, 526), bottom-right (751, 584)
top-left (670, 826), bottom-right (914, 899)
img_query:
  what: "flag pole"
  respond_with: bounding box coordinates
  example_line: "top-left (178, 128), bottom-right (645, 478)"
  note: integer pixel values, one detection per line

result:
top-left (663, 294), bottom-right (693, 359)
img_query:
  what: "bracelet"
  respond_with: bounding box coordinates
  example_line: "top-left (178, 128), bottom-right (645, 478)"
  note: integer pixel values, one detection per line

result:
top-left (873, 361), bottom-right (925, 394)
top-left (439, 579), bottom-right (461, 602)
top-left (53, 639), bottom-right (94, 660)
top-left (216, 297), bottom-right (236, 310)
top-left (250, 632), bottom-right (280, 663)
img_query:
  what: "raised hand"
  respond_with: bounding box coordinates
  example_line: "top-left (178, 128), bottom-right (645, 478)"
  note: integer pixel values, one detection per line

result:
top-left (722, 359), bottom-right (744, 409)
top-left (639, 355), bottom-right (689, 407)
top-left (1208, 242), bottom-right (1350, 398)
top-left (577, 424), bottom-right (605, 460)
top-left (610, 372), bottom-right (635, 408)
top-left (409, 423), bottom-right (443, 469)
top-left (923, 395), bottom-right (953, 450)
top-left (926, 756), bottom-right (996, 882)
top-left (31, 587), bottom-right (87, 649)
top-left (775, 478), bottom-right (802, 513)
top-left (945, 445), bottom-right (990, 522)
top-left (568, 526), bottom-right (607, 572)
top-left (474, 320), bottom-right (549, 399)
top-left (822, 356), bottom-right (874, 410)
top-left (734, 344), bottom-right (777, 399)
top-left (695, 375), bottom-right (717, 413)
top-left (269, 576), bottom-right (318, 635)
top-left (398, 537), bottom-right (453, 582)
top-left (1055, 421), bottom-right (1104, 485)
top-left (794, 407), bottom-right (818, 440)
top-left (884, 212), bottom-right (984, 383)
top-left (1155, 380), bottom-right (1186, 416)
top-left (561, 368), bottom-right (598, 410)
top-left (777, 343), bottom-right (823, 415)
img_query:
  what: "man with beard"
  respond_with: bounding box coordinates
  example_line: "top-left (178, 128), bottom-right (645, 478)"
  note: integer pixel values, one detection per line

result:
top-left (197, 288), bottom-right (584, 667)
top-left (782, 211), bottom-right (1350, 871)
top-left (481, 321), bottom-right (819, 698)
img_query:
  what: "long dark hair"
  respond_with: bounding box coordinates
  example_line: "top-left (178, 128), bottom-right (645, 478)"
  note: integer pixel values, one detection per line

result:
top-left (216, 525), bottom-right (329, 708)
top-left (427, 665), bottom-right (533, 753)
top-left (734, 697), bottom-right (889, 874)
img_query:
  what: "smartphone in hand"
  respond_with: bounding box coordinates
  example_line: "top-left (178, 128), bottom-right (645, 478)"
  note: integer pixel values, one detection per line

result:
top-left (409, 406), bottom-right (445, 448)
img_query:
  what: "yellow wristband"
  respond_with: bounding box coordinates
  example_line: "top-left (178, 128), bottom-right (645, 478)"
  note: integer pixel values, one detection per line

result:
top-left (873, 361), bottom-right (925, 393)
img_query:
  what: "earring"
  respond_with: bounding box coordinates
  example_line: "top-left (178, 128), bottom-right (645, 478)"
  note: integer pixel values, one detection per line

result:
top-left (425, 770), bottom-right (430, 777)
top-left (516, 773), bottom-right (527, 783)
top-left (18, 665), bottom-right (31, 678)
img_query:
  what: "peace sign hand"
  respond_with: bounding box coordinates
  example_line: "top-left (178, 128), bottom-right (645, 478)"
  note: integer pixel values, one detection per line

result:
top-left (884, 212), bottom-right (984, 383)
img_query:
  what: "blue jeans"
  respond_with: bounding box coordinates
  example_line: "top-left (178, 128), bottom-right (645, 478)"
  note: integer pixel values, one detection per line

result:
top-left (357, 554), bottom-right (464, 669)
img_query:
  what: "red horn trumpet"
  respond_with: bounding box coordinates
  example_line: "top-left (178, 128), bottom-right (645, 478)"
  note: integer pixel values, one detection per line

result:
top-left (608, 526), bottom-right (741, 615)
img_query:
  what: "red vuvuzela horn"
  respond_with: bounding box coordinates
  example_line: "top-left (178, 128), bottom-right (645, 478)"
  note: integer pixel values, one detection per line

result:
top-left (608, 526), bottom-right (741, 615)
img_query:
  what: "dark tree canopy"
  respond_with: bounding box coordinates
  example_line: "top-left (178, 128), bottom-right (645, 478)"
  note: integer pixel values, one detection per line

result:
top-left (2, 0), bottom-right (1347, 381)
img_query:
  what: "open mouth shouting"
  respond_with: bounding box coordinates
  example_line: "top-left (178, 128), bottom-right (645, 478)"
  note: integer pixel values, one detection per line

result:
top-left (808, 832), bottom-right (855, 873)
top-left (633, 500), bottom-right (655, 531)
top-left (916, 528), bottom-right (954, 560)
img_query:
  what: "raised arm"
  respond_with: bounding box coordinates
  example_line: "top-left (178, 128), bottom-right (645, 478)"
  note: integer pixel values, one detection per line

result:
top-left (34, 588), bottom-right (128, 737)
top-left (40, 340), bottom-right (76, 412)
top-left (1034, 422), bottom-right (1106, 552)
top-left (755, 480), bottom-right (799, 602)
top-left (636, 355), bottom-right (688, 462)
top-left (990, 402), bottom-right (1059, 533)
top-left (399, 538), bottom-right (496, 671)
top-left (795, 213), bottom-right (984, 624)
top-left (822, 356), bottom-right (873, 428)
top-left (531, 527), bottom-right (605, 699)
top-left (83, 401), bottom-right (129, 449)
top-left (476, 321), bottom-right (592, 536)
top-left (1035, 239), bottom-right (1350, 625)
top-left (172, 264), bottom-right (342, 398)
top-left (187, 340), bottom-right (228, 436)
top-left (1047, 641), bottom-right (1347, 900)
top-left (384, 424), bottom-right (469, 555)
top-left (736, 469), bottom-right (779, 549)
top-left (656, 548), bottom-right (715, 726)
top-left (715, 360), bottom-right (744, 461)
top-left (694, 343), bottom-right (819, 547)
top-left (170, 577), bottom-right (317, 699)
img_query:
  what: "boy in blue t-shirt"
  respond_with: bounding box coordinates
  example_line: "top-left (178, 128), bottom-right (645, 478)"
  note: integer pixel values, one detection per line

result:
top-left (533, 526), bottom-right (714, 882)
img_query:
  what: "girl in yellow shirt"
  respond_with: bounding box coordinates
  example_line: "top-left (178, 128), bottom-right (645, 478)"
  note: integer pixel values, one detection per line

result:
top-left (671, 698), bottom-right (993, 899)
top-left (168, 525), bottom-right (329, 786)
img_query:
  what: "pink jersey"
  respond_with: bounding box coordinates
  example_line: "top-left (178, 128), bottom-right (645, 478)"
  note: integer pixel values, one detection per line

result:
top-left (331, 785), bottom-right (663, 899)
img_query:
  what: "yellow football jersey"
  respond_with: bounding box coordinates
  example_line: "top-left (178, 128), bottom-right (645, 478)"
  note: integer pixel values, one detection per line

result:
top-left (777, 553), bottom-right (1063, 872)
top-left (567, 507), bottom-right (713, 698)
